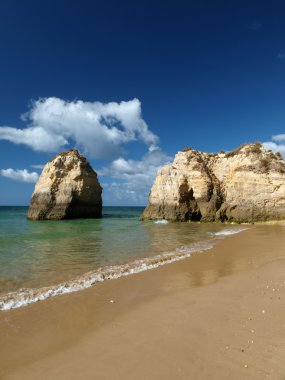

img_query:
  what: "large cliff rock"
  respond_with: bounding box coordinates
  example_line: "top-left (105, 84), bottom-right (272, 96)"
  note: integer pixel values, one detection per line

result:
top-left (27, 149), bottom-right (102, 220)
top-left (141, 143), bottom-right (285, 223)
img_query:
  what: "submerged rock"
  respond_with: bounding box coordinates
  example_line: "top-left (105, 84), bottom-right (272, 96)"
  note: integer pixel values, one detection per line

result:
top-left (27, 149), bottom-right (102, 220)
top-left (141, 143), bottom-right (285, 223)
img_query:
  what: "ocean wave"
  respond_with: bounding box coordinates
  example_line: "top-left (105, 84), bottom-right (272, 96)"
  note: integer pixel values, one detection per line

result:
top-left (154, 219), bottom-right (168, 224)
top-left (0, 228), bottom-right (247, 311)
top-left (208, 228), bottom-right (248, 237)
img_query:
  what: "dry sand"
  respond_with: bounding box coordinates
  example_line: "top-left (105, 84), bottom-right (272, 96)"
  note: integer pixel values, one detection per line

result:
top-left (1, 225), bottom-right (285, 379)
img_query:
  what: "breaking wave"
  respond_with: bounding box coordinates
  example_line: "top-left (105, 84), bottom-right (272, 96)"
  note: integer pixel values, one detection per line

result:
top-left (209, 228), bottom-right (248, 237)
top-left (154, 219), bottom-right (168, 224)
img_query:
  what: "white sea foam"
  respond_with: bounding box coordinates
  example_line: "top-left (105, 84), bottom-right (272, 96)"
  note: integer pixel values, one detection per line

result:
top-left (209, 228), bottom-right (248, 237)
top-left (0, 228), bottom-right (247, 311)
top-left (154, 219), bottom-right (168, 224)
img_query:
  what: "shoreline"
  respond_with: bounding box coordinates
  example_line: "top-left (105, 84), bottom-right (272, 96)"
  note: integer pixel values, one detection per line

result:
top-left (1, 225), bottom-right (285, 379)
top-left (0, 226), bottom-right (247, 311)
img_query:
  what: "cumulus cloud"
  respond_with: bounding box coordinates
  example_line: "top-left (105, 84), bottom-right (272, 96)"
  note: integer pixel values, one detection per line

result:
top-left (263, 134), bottom-right (285, 157)
top-left (99, 148), bottom-right (171, 202)
top-left (0, 126), bottom-right (67, 152)
top-left (0, 97), bottom-right (158, 159)
top-left (0, 168), bottom-right (39, 183)
top-left (0, 97), bottom-right (170, 203)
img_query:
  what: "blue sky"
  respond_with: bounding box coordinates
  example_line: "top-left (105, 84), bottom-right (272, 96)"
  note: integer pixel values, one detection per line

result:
top-left (1, 0), bottom-right (285, 205)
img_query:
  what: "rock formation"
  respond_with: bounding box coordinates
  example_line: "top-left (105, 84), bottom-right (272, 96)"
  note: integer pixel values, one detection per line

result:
top-left (141, 143), bottom-right (285, 223)
top-left (27, 149), bottom-right (102, 220)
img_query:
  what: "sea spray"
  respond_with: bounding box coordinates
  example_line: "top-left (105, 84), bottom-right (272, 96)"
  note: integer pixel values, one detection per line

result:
top-left (208, 228), bottom-right (248, 237)
top-left (154, 220), bottom-right (168, 224)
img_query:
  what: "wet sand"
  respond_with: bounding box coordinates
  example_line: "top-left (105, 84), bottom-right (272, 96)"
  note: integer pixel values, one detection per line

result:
top-left (1, 225), bottom-right (285, 379)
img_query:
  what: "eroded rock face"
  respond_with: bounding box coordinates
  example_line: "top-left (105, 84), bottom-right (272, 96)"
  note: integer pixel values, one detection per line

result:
top-left (141, 143), bottom-right (285, 222)
top-left (27, 149), bottom-right (102, 220)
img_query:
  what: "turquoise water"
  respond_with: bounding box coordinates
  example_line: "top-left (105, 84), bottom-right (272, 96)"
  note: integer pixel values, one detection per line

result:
top-left (0, 206), bottom-right (241, 299)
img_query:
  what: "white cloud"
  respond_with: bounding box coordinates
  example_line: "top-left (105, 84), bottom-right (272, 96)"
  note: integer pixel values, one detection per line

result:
top-left (99, 148), bottom-right (171, 203)
top-left (272, 134), bottom-right (285, 142)
top-left (0, 97), bottom-right (158, 159)
top-left (0, 97), bottom-right (170, 203)
top-left (263, 135), bottom-right (285, 157)
top-left (0, 126), bottom-right (67, 152)
top-left (30, 164), bottom-right (45, 169)
top-left (0, 168), bottom-right (39, 183)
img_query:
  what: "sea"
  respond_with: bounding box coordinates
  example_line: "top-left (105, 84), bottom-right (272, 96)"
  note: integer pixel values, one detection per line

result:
top-left (0, 206), bottom-right (246, 310)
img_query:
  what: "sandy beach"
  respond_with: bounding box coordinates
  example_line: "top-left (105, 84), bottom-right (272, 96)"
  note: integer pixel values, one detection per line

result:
top-left (1, 224), bottom-right (285, 379)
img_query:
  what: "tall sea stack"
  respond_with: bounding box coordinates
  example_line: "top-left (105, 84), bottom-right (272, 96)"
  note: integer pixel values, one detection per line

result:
top-left (27, 149), bottom-right (102, 220)
top-left (141, 143), bottom-right (285, 223)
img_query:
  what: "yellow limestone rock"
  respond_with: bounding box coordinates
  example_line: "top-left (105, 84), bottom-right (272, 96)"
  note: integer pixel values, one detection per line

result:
top-left (141, 143), bottom-right (285, 222)
top-left (27, 149), bottom-right (102, 220)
